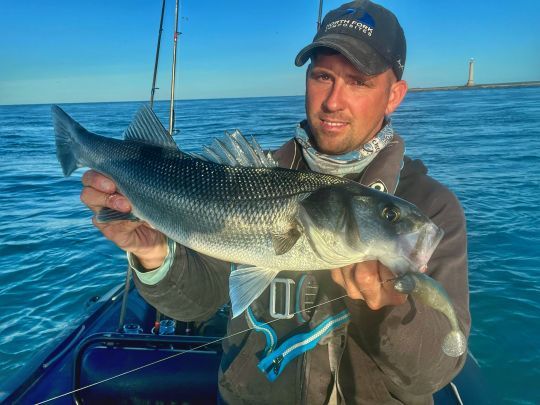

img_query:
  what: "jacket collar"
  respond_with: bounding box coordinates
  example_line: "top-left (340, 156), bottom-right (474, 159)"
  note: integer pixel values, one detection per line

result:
top-left (272, 123), bottom-right (405, 195)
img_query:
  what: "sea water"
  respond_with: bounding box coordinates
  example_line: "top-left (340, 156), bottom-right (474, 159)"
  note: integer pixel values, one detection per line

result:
top-left (0, 87), bottom-right (538, 403)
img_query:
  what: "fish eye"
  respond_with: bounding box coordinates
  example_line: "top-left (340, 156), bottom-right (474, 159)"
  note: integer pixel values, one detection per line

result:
top-left (381, 205), bottom-right (400, 223)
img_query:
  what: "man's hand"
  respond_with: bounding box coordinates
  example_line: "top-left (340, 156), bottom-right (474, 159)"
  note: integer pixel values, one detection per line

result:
top-left (81, 170), bottom-right (168, 270)
top-left (331, 261), bottom-right (407, 309)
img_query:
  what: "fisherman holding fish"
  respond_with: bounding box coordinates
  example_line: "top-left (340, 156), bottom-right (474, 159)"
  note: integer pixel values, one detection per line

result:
top-left (70, 1), bottom-right (470, 403)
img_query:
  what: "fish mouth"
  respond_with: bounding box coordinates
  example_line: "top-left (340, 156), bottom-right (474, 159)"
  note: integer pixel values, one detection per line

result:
top-left (398, 222), bottom-right (444, 271)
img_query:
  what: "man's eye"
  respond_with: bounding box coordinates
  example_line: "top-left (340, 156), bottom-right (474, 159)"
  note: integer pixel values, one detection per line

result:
top-left (353, 79), bottom-right (366, 87)
top-left (314, 73), bottom-right (330, 81)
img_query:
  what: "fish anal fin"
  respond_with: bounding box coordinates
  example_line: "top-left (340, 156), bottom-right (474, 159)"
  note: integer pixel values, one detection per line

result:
top-left (229, 265), bottom-right (280, 318)
top-left (96, 208), bottom-right (140, 223)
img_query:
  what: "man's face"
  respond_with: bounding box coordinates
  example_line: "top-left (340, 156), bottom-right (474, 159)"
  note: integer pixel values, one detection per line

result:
top-left (305, 51), bottom-right (406, 155)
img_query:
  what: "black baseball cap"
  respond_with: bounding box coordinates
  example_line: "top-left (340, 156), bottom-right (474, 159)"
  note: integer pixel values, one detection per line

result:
top-left (295, 0), bottom-right (406, 80)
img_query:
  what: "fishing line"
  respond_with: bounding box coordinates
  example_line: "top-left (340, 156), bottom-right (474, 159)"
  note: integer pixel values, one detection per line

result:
top-left (36, 278), bottom-right (397, 404)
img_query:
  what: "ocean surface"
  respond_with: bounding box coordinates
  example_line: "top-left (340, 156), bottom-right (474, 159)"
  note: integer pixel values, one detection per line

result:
top-left (0, 87), bottom-right (539, 403)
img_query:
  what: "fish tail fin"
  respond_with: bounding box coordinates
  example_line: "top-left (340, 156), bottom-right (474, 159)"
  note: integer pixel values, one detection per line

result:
top-left (442, 330), bottom-right (467, 357)
top-left (229, 265), bottom-right (280, 318)
top-left (51, 105), bottom-right (85, 176)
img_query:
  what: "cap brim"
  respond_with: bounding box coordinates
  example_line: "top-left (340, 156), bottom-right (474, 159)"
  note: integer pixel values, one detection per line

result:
top-left (295, 34), bottom-right (389, 76)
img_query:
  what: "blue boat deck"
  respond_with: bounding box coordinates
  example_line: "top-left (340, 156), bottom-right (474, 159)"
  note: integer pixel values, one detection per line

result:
top-left (1, 283), bottom-right (492, 404)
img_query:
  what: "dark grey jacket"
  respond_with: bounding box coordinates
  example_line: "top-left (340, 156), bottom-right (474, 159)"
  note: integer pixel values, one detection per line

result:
top-left (133, 133), bottom-right (471, 404)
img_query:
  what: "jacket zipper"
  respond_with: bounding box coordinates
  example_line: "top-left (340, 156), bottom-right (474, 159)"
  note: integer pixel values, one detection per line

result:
top-left (272, 311), bottom-right (350, 375)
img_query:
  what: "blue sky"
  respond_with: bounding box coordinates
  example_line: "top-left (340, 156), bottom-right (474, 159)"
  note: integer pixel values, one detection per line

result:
top-left (1, 0), bottom-right (539, 105)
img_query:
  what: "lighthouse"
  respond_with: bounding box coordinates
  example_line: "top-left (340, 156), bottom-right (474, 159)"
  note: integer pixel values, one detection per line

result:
top-left (466, 58), bottom-right (475, 87)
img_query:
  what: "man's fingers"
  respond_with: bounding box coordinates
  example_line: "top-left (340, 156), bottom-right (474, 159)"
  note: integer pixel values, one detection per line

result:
top-left (330, 268), bottom-right (345, 286)
top-left (81, 187), bottom-right (131, 213)
top-left (351, 264), bottom-right (381, 305)
top-left (81, 170), bottom-right (131, 213)
top-left (331, 265), bottom-right (365, 299)
top-left (81, 170), bottom-right (165, 267)
top-left (379, 265), bottom-right (408, 306)
top-left (82, 170), bottom-right (116, 193)
top-left (355, 263), bottom-right (408, 308)
top-left (92, 217), bottom-right (142, 245)
top-left (332, 262), bottom-right (408, 309)
top-left (81, 186), bottom-right (109, 212)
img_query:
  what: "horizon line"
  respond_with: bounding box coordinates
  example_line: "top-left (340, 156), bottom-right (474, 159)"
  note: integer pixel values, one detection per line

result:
top-left (2, 80), bottom-right (539, 107)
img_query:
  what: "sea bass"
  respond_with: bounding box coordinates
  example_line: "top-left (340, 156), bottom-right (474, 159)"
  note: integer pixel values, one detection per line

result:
top-left (52, 104), bottom-right (461, 353)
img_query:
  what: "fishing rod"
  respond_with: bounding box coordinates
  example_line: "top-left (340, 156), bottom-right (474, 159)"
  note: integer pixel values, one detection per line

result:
top-left (118, 0), bottom-right (170, 332)
top-left (169, 0), bottom-right (181, 135)
top-left (150, 0), bottom-right (167, 109)
top-left (317, 0), bottom-right (324, 30)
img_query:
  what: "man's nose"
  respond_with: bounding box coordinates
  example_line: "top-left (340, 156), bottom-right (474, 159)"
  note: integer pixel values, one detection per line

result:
top-left (323, 82), bottom-right (346, 112)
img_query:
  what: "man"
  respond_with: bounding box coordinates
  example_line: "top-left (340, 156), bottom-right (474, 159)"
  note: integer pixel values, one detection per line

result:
top-left (82, 1), bottom-right (470, 403)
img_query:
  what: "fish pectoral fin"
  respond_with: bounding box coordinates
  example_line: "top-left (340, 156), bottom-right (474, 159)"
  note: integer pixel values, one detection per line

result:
top-left (96, 208), bottom-right (140, 223)
top-left (123, 105), bottom-right (180, 151)
top-left (229, 265), bottom-right (280, 318)
top-left (272, 223), bottom-right (302, 255)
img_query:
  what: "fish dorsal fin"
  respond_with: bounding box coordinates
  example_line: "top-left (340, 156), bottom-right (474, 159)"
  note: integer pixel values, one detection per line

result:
top-left (200, 130), bottom-right (278, 168)
top-left (124, 105), bottom-right (179, 150)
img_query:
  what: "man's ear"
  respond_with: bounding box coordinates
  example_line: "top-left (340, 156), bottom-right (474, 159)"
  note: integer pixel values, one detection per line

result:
top-left (385, 79), bottom-right (408, 115)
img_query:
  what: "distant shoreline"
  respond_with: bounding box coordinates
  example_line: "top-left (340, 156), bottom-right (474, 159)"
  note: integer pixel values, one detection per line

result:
top-left (409, 81), bottom-right (540, 92)
top-left (1, 82), bottom-right (539, 107)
